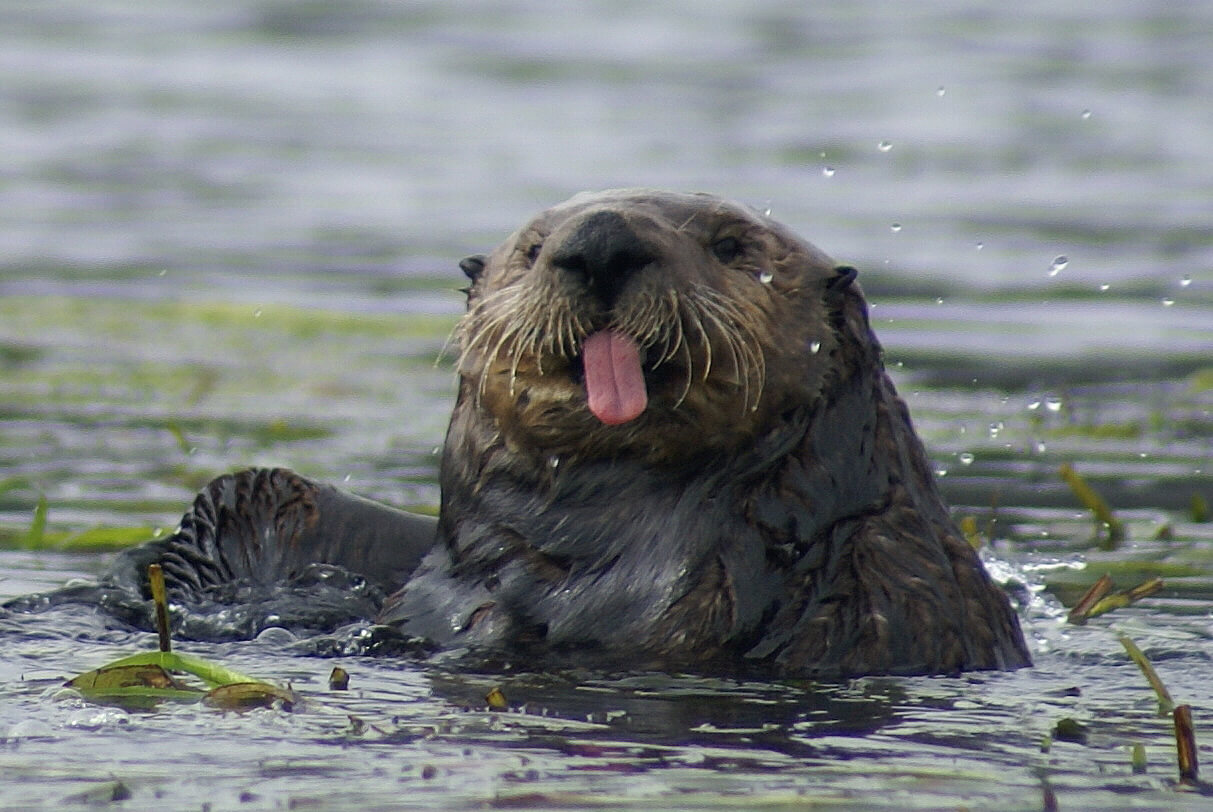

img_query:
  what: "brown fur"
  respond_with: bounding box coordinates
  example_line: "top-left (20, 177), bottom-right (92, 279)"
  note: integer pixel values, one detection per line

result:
top-left (378, 189), bottom-right (1032, 676)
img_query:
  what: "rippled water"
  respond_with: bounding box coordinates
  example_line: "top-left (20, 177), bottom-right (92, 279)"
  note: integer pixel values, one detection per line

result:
top-left (2, 1), bottom-right (1211, 809)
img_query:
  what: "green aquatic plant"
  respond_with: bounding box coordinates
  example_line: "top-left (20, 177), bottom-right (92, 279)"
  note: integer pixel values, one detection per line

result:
top-left (1059, 463), bottom-right (1126, 548)
top-left (1066, 574), bottom-right (1164, 624)
top-left (1192, 493), bottom-right (1210, 524)
top-left (1119, 635), bottom-right (1205, 786)
top-left (25, 494), bottom-right (47, 548)
top-left (66, 566), bottom-right (298, 710)
top-left (1, 521), bottom-right (161, 552)
top-left (1118, 633), bottom-right (1175, 714)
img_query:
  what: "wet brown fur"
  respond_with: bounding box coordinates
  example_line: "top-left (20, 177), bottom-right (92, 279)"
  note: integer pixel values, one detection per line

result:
top-left (378, 189), bottom-right (1032, 676)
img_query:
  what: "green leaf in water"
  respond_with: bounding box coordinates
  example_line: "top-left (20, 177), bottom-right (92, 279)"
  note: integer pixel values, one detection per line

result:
top-left (1192, 493), bottom-right (1210, 524)
top-left (1118, 633), bottom-right (1175, 715)
top-left (25, 493), bottom-right (47, 548)
top-left (1131, 742), bottom-right (1148, 774)
top-left (205, 681), bottom-right (299, 711)
top-left (165, 420), bottom-right (193, 455)
top-left (67, 651), bottom-right (295, 709)
top-left (1187, 367), bottom-right (1213, 393)
top-left (1059, 463), bottom-right (1126, 548)
top-left (1052, 717), bottom-right (1089, 744)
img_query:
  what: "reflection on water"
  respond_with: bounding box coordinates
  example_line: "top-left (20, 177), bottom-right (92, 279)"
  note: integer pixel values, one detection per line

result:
top-left (1, 0), bottom-right (1211, 809)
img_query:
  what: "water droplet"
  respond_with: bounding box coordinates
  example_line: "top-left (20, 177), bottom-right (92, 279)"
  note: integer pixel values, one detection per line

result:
top-left (959, 452), bottom-right (975, 465)
top-left (878, 140), bottom-right (893, 152)
top-left (152, 526), bottom-right (163, 537)
top-left (988, 421), bottom-right (1004, 439)
top-left (809, 340), bottom-right (822, 354)
top-left (1027, 399), bottom-right (1041, 411)
top-left (1179, 275), bottom-right (1192, 288)
top-left (430, 445), bottom-right (441, 455)
top-left (936, 86), bottom-right (946, 97)
top-left (934, 465), bottom-right (948, 477)
top-left (1081, 109), bottom-right (1092, 120)
top-left (763, 206), bottom-right (772, 217)
top-left (548, 455), bottom-right (561, 469)
top-left (1045, 397), bottom-right (1062, 412)
top-left (822, 166), bottom-right (836, 178)
top-left (1098, 283), bottom-right (1110, 292)
top-left (343, 473), bottom-right (352, 483)
top-left (253, 307), bottom-right (263, 318)
top-left (935, 296), bottom-right (944, 305)
top-left (157, 269), bottom-right (168, 277)
top-left (757, 270), bottom-right (774, 284)
top-left (1034, 441), bottom-right (1047, 454)
top-left (1162, 297), bottom-right (1175, 307)
top-left (1048, 256), bottom-right (1069, 276)
top-left (890, 223), bottom-right (902, 233)
top-left (975, 241), bottom-right (984, 251)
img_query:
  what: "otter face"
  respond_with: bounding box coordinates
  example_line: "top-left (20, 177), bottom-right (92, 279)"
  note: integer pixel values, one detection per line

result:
top-left (454, 189), bottom-right (857, 464)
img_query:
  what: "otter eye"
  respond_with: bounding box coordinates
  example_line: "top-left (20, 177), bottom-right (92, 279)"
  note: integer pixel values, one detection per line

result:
top-left (525, 243), bottom-right (543, 265)
top-left (711, 236), bottom-right (742, 264)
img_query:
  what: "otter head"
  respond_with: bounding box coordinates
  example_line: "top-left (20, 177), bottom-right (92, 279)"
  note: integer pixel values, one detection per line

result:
top-left (453, 189), bottom-right (862, 466)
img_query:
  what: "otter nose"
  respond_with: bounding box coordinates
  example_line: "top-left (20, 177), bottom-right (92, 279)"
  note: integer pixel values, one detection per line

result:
top-left (549, 210), bottom-right (655, 307)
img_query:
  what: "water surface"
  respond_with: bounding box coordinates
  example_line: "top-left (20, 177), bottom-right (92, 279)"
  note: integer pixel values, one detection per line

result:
top-left (2, 1), bottom-right (1211, 809)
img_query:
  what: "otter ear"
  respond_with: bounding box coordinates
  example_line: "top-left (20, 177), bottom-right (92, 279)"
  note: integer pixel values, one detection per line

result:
top-left (827, 265), bottom-right (857, 292)
top-left (825, 265), bottom-right (863, 334)
top-left (459, 254), bottom-right (487, 282)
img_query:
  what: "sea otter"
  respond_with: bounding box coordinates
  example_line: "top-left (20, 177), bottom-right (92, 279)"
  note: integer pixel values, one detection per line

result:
top-left (40, 189), bottom-right (1032, 677)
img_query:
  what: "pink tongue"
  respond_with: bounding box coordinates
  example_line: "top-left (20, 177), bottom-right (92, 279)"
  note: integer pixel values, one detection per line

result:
top-left (582, 330), bottom-right (648, 425)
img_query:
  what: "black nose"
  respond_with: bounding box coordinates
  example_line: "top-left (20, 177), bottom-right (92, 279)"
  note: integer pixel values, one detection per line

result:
top-left (549, 210), bottom-right (655, 307)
